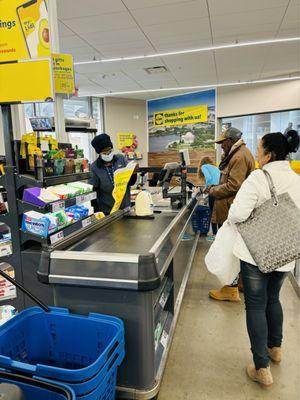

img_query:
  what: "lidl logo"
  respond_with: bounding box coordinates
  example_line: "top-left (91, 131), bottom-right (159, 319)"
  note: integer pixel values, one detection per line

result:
top-left (154, 113), bottom-right (164, 126)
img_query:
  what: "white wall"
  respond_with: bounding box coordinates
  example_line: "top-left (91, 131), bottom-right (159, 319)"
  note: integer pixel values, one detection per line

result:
top-left (104, 97), bottom-right (147, 166)
top-left (217, 80), bottom-right (300, 118)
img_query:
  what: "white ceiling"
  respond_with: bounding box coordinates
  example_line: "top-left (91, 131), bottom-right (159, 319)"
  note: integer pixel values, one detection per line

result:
top-left (57, 0), bottom-right (300, 99)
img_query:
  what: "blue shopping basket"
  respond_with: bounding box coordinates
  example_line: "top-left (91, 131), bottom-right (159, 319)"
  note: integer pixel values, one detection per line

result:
top-left (0, 307), bottom-right (124, 383)
top-left (0, 370), bottom-right (75, 400)
top-left (191, 205), bottom-right (211, 234)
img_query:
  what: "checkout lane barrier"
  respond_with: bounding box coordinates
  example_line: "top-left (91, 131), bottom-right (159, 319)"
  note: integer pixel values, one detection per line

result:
top-left (0, 370), bottom-right (75, 400)
top-left (0, 307), bottom-right (125, 383)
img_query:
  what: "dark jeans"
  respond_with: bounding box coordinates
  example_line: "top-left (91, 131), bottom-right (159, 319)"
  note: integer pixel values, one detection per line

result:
top-left (208, 194), bottom-right (219, 235)
top-left (240, 261), bottom-right (287, 369)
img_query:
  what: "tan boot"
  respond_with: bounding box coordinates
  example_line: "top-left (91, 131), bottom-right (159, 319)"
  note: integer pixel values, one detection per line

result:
top-left (209, 286), bottom-right (241, 302)
top-left (268, 347), bottom-right (281, 364)
top-left (246, 364), bottom-right (273, 388)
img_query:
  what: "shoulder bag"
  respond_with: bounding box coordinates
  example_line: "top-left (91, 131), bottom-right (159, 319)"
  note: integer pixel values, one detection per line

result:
top-left (237, 170), bottom-right (300, 273)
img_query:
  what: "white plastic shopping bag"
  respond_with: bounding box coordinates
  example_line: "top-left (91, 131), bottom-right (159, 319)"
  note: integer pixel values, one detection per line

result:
top-left (205, 220), bottom-right (240, 286)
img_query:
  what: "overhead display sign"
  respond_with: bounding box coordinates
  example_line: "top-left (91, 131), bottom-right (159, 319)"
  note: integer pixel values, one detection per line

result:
top-left (52, 53), bottom-right (75, 94)
top-left (0, 59), bottom-right (53, 103)
top-left (154, 104), bottom-right (208, 127)
top-left (0, 0), bottom-right (50, 63)
top-left (117, 132), bottom-right (134, 149)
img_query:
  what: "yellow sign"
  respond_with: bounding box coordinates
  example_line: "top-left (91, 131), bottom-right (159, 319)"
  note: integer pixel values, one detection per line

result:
top-left (52, 53), bottom-right (75, 94)
top-left (154, 104), bottom-right (208, 127)
top-left (110, 162), bottom-right (136, 214)
top-left (0, 0), bottom-right (51, 62)
top-left (0, 58), bottom-right (53, 103)
top-left (117, 133), bottom-right (134, 149)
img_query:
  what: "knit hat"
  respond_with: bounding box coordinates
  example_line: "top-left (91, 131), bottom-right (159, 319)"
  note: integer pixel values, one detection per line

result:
top-left (215, 127), bottom-right (243, 144)
top-left (91, 134), bottom-right (113, 153)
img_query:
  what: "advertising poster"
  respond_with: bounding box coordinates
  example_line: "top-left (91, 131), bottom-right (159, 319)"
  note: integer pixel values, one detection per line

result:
top-left (147, 90), bottom-right (216, 184)
top-left (52, 53), bottom-right (75, 94)
top-left (117, 132), bottom-right (134, 149)
top-left (148, 90), bottom-right (215, 153)
top-left (0, 58), bottom-right (53, 103)
top-left (0, 0), bottom-right (50, 63)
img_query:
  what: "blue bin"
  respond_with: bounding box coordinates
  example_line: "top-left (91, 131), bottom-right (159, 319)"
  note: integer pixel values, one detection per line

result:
top-left (58, 340), bottom-right (125, 396)
top-left (191, 205), bottom-right (211, 234)
top-left (0, 370), bottom-right (75, 400)
top-left (78, 349), bottom-right (125, 400)
top-left (0, 307), bottom-right (124, 383)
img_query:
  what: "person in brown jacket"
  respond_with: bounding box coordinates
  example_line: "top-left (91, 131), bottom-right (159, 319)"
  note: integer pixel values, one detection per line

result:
top-left (208, 127), bottom-right (255, 302)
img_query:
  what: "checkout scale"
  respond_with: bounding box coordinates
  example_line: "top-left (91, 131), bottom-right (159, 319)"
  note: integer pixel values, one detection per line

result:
top-left (36, 157), bottom-right (201, 399)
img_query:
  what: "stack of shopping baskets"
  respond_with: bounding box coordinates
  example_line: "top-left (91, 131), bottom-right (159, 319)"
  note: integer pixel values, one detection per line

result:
top-left (0, 306), bottom-right (125, 400)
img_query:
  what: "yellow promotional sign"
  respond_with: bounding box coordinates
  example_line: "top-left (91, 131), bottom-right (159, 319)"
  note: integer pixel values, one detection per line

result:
top-left (0, 0), bottom-right (50, 62)
top-left (0, 59), bottom-right (53, 103)
top-left (52, 53), bottom-right (75, 94)
top-left (110, 162), bottom-right (136, 214)
top-left (117, 132), bottom-right (134, 149)
top-left (154, 104), bottom-right (208, 127)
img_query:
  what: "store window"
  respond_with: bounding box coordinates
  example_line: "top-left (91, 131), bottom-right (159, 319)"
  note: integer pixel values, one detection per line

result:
top-left (92, 97), bottom-right (103, 133)
top-left (221, 109), bottom-right (300, 160)
top-left (35, 102), bottom-right (55, 118)
top-left (23, 104), bottom-right (35, 118)
top-left (63, 97), bottom-right (89, 118)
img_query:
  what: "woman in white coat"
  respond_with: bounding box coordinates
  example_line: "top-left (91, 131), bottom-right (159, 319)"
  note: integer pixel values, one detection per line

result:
top-left (227, 130), bottom-right (300, 388)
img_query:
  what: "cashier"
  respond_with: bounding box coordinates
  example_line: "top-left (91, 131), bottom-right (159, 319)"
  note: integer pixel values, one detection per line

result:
top-left (90, 133), bottom-right (137, 214)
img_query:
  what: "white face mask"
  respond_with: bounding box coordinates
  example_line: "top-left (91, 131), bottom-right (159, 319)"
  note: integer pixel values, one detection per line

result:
top-left (101, 151), bottom-right (114, 162)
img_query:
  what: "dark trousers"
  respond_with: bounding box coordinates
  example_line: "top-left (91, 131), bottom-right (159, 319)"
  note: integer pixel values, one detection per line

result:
top-left (240, 261), bottom-right (287, 369)
top-left (208, 194), bottom-right (219, 235)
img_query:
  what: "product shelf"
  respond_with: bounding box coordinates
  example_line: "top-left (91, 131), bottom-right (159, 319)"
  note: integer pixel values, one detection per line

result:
top-left (0, 254), bottom-right (13, 265)
top-left (18, 191), bottom-right (97, 214)
top-left (0, 175), bottom-right (5, 187)
top-left (0, 213), bottom-right (9, 224)
top-left (20, 214), bottom-right (97, 247)
top-left (16, 172), bottom-right (92, 189)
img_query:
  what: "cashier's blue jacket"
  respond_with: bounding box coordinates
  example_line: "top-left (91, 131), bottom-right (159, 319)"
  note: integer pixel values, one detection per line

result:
top-left (89, 154), bottom-right (135, 215)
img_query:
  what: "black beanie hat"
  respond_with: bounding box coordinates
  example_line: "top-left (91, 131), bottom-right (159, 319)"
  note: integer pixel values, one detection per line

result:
top-left (91, 133), bottom-right (113, 154)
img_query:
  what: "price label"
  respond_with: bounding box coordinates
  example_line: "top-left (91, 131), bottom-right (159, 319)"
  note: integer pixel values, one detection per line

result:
top-left (82, 217), bottom-right (91, 228)
top-left (159, 292), bottom-right (168, 309)
top-left (76, 195), bottom-right (85, 205)
top-left (88, 192), bottom-right (97, 201)
top-left (50, 231), bottom-right (64, 244)
top-left (160, 330), bottom-right (169, 349)
top-left (51, 201), bottom-right (65, 213)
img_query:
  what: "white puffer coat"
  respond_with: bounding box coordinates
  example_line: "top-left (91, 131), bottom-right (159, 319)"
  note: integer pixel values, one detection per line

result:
top-left (228, 161), bottom-right (300, 272)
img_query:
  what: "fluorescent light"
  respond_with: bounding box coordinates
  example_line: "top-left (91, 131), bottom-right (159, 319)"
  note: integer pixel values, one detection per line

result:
top-left (78, 76), bottom-right (300, 97)
top-left (74, 37), bottom-right (300, 65)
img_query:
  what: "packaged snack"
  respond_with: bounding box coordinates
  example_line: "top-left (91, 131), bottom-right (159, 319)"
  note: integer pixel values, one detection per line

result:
top-left (67, 182), bottom-right (93, 194)
top-left (74, 159), bottom-right (83, 173)
top-left (23, 187), bottom-right (60, 206)
top-left (22, 211), bottom-right (52, 237)
top-left (65, 205), bottom-right (89, 220)
top-left (65, 159), bottom-right (75, 174)
top-left (49, 210), bottom-right (68, 227)
top-left (66, 148), bottom-right (75, 158)
top-left (54, 159), bottom-right (66, 175)
top-left (48, 184), bottom-right (77, 199)
top-left (82, 159), bottom-right (89, 172)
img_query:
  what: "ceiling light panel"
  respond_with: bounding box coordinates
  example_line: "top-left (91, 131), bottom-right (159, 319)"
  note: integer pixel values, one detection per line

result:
top-left (80, 76), bottom-right (300, 97)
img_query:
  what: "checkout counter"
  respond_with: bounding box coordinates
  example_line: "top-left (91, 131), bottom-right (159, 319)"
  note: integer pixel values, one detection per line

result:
top-left (37, 166), bottom-right (200, 399)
